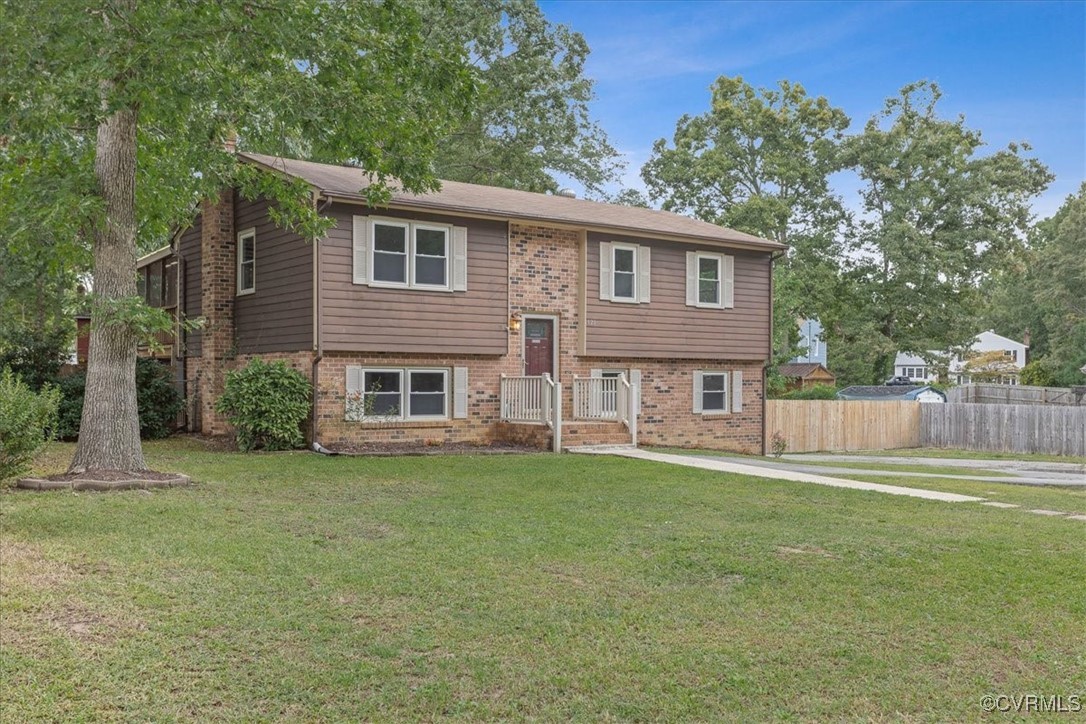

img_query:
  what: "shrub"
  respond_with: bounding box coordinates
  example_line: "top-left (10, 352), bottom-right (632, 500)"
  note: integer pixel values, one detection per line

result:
top-left (1020, 360), bottom-right (1054, 387)
top-left (0, 369), bottom-right (61, 482)
top-left (135, 358), bottom-right (183, 439)
top-left (0, 326), bottom-right (72, 391)
top-left (216, 358), bottom-right (310, 451)
top-left (769, 430), bottom-right (788, 458)
top-left (780, 384), bottom-right (839, 400)
top-left (54, 358), bottom-right (181, 441)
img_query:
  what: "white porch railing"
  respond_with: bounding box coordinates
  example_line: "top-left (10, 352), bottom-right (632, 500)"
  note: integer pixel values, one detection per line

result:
top-left (500, 374), bottom-right (562, 452)
top-left (572, 374), bottom-right (638, 446)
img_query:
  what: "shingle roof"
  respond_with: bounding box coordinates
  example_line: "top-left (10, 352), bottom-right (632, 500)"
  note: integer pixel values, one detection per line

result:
top-left (240, 153), bottom-right (785, 251)
top-left (836, 385), bottom-right (946, 401)
top-left (777, 363), bottom-right (833, 378)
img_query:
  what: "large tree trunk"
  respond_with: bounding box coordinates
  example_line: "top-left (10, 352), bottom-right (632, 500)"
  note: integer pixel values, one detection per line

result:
top-left (69, 107), bottom-right (146, 473)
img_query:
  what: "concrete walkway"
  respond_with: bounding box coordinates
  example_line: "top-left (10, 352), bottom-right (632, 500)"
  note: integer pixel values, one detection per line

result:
top-left (782, 453), bottom-right (1086, 477)
top-left (570, 447), bottom-right (984, 502)
top-left (687, 457), bottom-right (1086, 488)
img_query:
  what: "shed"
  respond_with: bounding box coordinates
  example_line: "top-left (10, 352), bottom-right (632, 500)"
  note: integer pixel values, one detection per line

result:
top-left (836, 385), bottom-right (946, 403)
top-left (777, 362), bottom-right (836, 391)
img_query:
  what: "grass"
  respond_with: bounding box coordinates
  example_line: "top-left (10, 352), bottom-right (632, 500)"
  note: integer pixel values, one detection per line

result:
top-left (2, 439), bottom-right (1084, 721)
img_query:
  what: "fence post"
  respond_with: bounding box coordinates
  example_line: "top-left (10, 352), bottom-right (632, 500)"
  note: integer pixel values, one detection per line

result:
top-left (553, 381), bottom-right (563, 453)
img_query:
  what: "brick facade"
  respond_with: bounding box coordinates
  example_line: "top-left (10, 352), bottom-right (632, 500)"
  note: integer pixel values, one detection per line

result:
top-left (188, 208), bottom-right (767, 453)
top-left (196, 189), bottom-right (237, 435)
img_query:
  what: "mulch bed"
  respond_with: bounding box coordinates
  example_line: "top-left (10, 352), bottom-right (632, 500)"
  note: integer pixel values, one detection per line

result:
top-left (325, 441), bottom-right (543, 456)
top-left (17, 469), bottom-right (191, 492)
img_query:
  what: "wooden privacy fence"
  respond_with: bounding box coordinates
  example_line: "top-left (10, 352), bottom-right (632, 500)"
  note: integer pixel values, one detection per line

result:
top-left (947, 384), bottom-right (1086, 406)
top-left (766, 400), bottom-right (921, 453)
top-left (921, 403), bottom-right (1086, 457)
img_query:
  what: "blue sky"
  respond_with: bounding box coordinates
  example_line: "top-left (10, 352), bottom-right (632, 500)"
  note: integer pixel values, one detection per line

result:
top-left (539, 0), bottom-right (1085, 219)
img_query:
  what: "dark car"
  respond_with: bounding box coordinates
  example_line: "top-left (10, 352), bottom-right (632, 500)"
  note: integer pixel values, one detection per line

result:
top-left (885, 376), bottom-right (916, 386)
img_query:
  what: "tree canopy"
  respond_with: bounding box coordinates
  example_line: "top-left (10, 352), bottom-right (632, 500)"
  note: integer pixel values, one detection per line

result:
top-left (0, 0), bottom-right (482, 472)
top-left (422, 0), bottom-right (622, 195)
top-left (642, 76), bottom-right (851, 365)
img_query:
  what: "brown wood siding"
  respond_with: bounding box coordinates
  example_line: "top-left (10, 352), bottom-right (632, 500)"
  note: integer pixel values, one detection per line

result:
top-left (178, 217), bottom-right (202, 357)
top-left (319, 204), bottom-right (507, 355)
top-left (585, 231), bottom-right (771, 361)
top-left (234, 196), bottom-right (313, 354)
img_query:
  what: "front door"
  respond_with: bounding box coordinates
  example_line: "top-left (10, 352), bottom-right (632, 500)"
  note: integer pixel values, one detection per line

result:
top-left (524, 318), bottom-right (555, 377)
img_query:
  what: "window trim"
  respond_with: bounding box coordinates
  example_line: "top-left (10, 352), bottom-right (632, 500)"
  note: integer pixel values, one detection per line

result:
top-left (410, 223), bottom-right (451, 291)
top-left (694, 252), bottom-right (723, 309)
top-left (700, 370), bottom-right (730, 415)
top-left (236, 227), bottom-right (256, 296)
top-left (610, 242), bottom-right (639, 303)
top-left (356, 366), bottom-right (449, 422)
top-left (368, 217), bottom-right (452, 292)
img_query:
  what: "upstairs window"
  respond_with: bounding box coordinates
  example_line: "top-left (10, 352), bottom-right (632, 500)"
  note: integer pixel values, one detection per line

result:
top-left (599, 241), bottom-right (650, 303)
top-left (359, 218), bottom-right (460, 292)
top-left (237, 228), bottom-right (256, 295)
top-left (372, 221), bottom-right (409, 285)
top-left (698, 255), bottom-right (720, 306)
top-left (412, 225), bottom-right (449, 288)
top-left (612, 244), bottom-right (637, 300)
top-left (685, 251), bottom-right (735, 309)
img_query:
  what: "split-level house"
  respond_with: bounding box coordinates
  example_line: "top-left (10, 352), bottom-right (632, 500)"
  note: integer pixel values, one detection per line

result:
top-left (144, 153), bottom-right (783, 452)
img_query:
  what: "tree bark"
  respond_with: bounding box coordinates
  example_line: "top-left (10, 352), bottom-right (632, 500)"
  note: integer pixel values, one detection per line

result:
top-left (69, 106), bottom-right (146, 473)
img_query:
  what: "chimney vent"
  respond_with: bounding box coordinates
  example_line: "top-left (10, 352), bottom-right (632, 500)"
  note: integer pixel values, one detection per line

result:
top-left (556, 188), bottom-right (577, 199)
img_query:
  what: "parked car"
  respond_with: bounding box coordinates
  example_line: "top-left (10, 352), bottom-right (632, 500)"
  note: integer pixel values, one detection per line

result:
top-left (885, 376), bottom-right (915, 386)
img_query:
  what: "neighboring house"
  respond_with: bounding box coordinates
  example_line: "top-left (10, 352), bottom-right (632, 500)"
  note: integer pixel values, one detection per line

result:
top-left (792, 318), bottom-right (827, 365)
top-left (894, 331), bottom-right (1029, 385)
top-left (150, 153), bottom-right (784, 453)
top-left (837, 385), bottom-right (946, 403)
top-left (776, 362), bottom-right (836, 391)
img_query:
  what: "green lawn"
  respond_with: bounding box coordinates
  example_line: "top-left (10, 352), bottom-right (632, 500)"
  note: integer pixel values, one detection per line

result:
top-left (3, 439), bottom-right (1084, 721)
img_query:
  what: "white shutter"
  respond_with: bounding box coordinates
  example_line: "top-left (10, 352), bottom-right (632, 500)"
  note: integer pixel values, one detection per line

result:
top-left (352, 216), bottom-right (368, 285)
top-left (732, 370), bottom-right (743, 413)
top-left (723, 254), bottom-right (735, 309)
top-left (453, 366), bottom-right (468, 418)
top-left (346, 366), bottom-right (363, 420)
top-left (638, 246), bottom-right (651, 303)
top-left (685, 252), bottom-right (697, 306)
top-left (630, 368), bottom-right (642, 415)
top-left (599, 241), bottom-right (613, 301)
top-left (692, 370), bottom-right (703, 413)
top-left (452, 226), bottom-right (468, 291)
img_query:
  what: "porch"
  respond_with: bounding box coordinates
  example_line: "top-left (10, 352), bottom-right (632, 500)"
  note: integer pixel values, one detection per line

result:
top-left (498, 373), bottom-right (639, 452)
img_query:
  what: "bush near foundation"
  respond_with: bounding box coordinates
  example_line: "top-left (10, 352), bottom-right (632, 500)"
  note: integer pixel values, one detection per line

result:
top-left (216, 358), bottom-right (310, 452)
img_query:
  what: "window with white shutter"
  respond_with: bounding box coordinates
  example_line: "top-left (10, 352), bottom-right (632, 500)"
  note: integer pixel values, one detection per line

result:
top-left (600, 241), bottom-right (650, 304)
top-left (685, 251), bottom-right (735, 309)
top-left (353, 216), bottom-right (465, 293)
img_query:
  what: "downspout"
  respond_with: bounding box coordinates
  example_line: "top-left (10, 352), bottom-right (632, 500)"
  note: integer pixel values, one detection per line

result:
top-left (311, 193), bottom-right (335, 455)
top-left (763, 249), bottom-right (786, 456)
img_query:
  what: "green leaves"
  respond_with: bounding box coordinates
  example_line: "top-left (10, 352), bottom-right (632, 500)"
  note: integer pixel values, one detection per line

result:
top-left (216, 359), bottom-right (311, 452)
top-left (420, 0), bottom-right (621, 194)
top-left (0, 369), bottom-right (60, 482)
top-left (837, 81), bottom-right (1053, 381)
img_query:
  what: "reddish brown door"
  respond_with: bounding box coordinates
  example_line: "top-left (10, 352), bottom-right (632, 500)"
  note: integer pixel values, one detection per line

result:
top-left (524, 318), bottom-right (554, 377)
